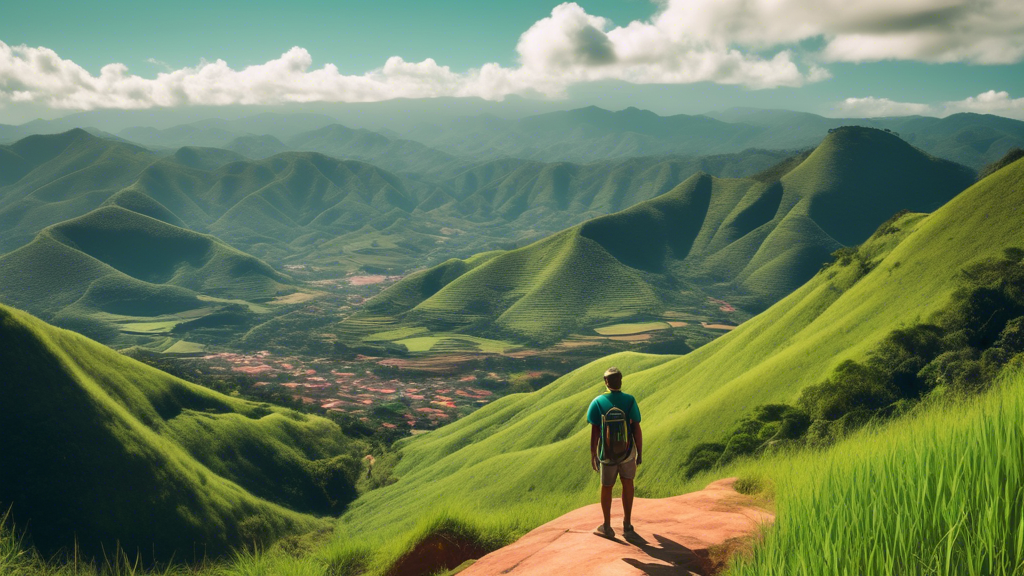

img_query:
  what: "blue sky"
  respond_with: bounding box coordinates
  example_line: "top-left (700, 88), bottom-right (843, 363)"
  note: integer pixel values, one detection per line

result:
top-left (2, 0), bottom-right (1023, 123)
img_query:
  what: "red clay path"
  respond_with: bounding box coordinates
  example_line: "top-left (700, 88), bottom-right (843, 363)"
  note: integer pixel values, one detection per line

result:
top-left (459, 478), bottom-right (773, 576)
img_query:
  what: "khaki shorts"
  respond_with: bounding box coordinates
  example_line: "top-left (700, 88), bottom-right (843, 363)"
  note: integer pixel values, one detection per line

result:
top-left (600, 446), bottom-right (638, 486)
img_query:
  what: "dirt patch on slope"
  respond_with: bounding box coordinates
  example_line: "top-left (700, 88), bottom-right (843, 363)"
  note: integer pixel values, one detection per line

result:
top-left (386, 532), bottom-right (488, 576)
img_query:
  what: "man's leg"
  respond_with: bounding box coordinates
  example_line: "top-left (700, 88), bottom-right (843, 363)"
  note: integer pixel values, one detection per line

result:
top-left (621, 478), bottom-right (634, 528)
top-left (600, 483), bottom-right (614, 528)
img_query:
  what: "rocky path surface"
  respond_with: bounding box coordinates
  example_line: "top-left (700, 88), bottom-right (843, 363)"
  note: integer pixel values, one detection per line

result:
top-left (459, 478), bottom-right (773, 576)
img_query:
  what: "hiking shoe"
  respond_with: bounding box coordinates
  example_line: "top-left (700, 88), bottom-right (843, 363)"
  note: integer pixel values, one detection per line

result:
top-left (594, 524), bottom-right (615, 539)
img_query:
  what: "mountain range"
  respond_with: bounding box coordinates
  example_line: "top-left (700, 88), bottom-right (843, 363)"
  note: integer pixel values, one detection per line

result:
top-left (5, 106), bottom-right (1024, 173)
top-left (351, 127), bottom-right (976, 342)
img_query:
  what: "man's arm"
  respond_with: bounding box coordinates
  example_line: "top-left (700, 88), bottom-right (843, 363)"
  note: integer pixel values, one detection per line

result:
top-left (590, 424), bottom-right (600, 471)
top-left (632, 422), bottom-right (643, 466)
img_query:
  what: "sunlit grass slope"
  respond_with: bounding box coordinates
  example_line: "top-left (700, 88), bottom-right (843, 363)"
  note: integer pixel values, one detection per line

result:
top-left (357, 127), bottom-right (974, 341)
top-left (725, 369), bottom-right (1024, 576)
top-left (331, 156), bottom-right (1024, 570)
top-left (0, 206), bottom-right (292, 333)
top-left (0, 303), bottom-right (367, 562)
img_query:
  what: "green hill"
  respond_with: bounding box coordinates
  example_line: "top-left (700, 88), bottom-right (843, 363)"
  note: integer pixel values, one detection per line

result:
top-left (167, 145), bottom-right (248, 171)
top-left (324, 152), bottom-right (1024, 576)
top-left (354, 127), bottom-right (975, 342)
top-left (0, 129), bottom-right (157, 252)
top-left (0, 206), bottom-right (292, 342)
top-left (0, 303), bottom-right (366, 561)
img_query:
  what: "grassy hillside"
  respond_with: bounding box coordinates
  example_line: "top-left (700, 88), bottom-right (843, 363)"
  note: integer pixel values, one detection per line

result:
top-left (352, 127), bottom-right (974, 343)
top-left (0, 206), bottom-right (292, 343)
top-left (0, 303), bottom-right (366, 562)
top-left (724, 369), bottom-right (1024, 575)
top-left (0, 129), bottom-right (157, 252)
top-left (323, 154), bottom-right (1024, 573)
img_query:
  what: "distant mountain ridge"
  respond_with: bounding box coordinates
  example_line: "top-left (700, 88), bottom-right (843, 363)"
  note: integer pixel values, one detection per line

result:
top-left (8, 106), bottom-right (1022, 172)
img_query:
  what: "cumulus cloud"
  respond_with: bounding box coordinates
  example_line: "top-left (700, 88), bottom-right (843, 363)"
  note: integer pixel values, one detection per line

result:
top-left (944, 90), bottom-right (1024, 119)
top-left (836, 91), bottom-right (1024, 120)
top-left (3, 0), bottom-right (1021, 112)
top-left (838, 96), bottom-right (935, 117)
top-left (655, 0), bottom-right (1024, 64)
top-left (0, 2), bottom-right (829, 111)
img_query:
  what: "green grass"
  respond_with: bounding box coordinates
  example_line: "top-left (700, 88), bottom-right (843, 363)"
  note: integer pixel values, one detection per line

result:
top-left (163, 340), bottom-right (207, 354)
top-left (119, 320), bottom-right (184, 334)
top-left (0, 303), bottom-right (366, 563)
top-left (395, 335), bottom-right (442, 352)
top-left (363, 327), bottom-right (429, 341)
top-left (724, 369), bottom-right (1024, 576)
top-left (594, 321), bottom-right (670, 335)
top-left (394, 334), bottom-right (517, 354)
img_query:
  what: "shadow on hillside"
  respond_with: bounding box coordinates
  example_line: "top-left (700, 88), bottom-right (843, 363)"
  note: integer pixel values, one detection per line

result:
top-left (622, 533), bottom-right (713, 575)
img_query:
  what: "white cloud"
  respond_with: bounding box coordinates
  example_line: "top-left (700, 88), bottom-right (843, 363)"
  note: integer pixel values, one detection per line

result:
top-left (835, 91), bottom-right (1024, 120)
top-left (0, 2), bottom-right (830, 112)
top-left (3, 0), bottom-right (1021, 112)
top-left (654, 0), bottom-right (1024, 64)
top-left (943, 90), bottom-right (1024, 119)
top-left (838, 96), bottom-right (935, 117)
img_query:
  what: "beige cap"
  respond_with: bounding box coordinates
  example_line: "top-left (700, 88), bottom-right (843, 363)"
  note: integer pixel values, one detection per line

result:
top-left (603, 367), bottom-right (621, 378)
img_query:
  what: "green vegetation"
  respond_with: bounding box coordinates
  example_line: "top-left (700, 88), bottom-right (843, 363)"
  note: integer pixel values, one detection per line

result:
top-left (726, 369), bottom-right (1024, 576)
top-left (392, 333), bottom-right (517, 354)
top-left (685, 246), bottom-right (1024, 476)
top-left (350, 127), bottom-right (974, 343)
top-left (0, 303), bottom-right (366, 562)
top-left (593, 322), bottom-right (671, 335)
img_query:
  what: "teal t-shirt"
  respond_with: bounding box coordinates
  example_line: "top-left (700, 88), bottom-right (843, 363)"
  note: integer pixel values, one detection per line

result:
top-left (587, 391), bottom-right (641, 461)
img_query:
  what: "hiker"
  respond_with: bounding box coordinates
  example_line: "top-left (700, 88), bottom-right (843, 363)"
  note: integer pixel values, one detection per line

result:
top-left (587, 366), bottom-right (642, 539)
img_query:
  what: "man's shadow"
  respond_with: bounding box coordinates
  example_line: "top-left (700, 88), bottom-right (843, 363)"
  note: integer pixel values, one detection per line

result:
top-left (621, 533), bottom-right (711, 576)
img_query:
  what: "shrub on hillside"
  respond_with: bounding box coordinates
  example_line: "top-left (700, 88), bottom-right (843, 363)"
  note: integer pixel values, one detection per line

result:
top-left (799, 360), bottom-right (897, 420)
top-left (686, 248), bottom-right (1024, 478)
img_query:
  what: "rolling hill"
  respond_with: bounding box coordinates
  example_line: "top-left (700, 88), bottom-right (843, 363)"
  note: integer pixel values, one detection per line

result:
top-left (350, 127), bottom-right (975, 343)
top-left (0, 302), bottom-right (366, 561)
top-left (327, 149), bottom-right (1024, 576)
top-left (0, 129), bottom-right (158, 252)
top-left (0, 206), bottom-right (293, 343)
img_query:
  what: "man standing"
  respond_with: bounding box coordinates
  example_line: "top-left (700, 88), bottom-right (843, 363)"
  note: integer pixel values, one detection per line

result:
top-left (587, 366), bottom-right (642, 539)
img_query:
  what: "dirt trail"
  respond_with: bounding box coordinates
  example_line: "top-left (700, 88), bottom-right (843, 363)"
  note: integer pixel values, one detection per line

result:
top-left (459, 478), bottom-right (772, 576)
